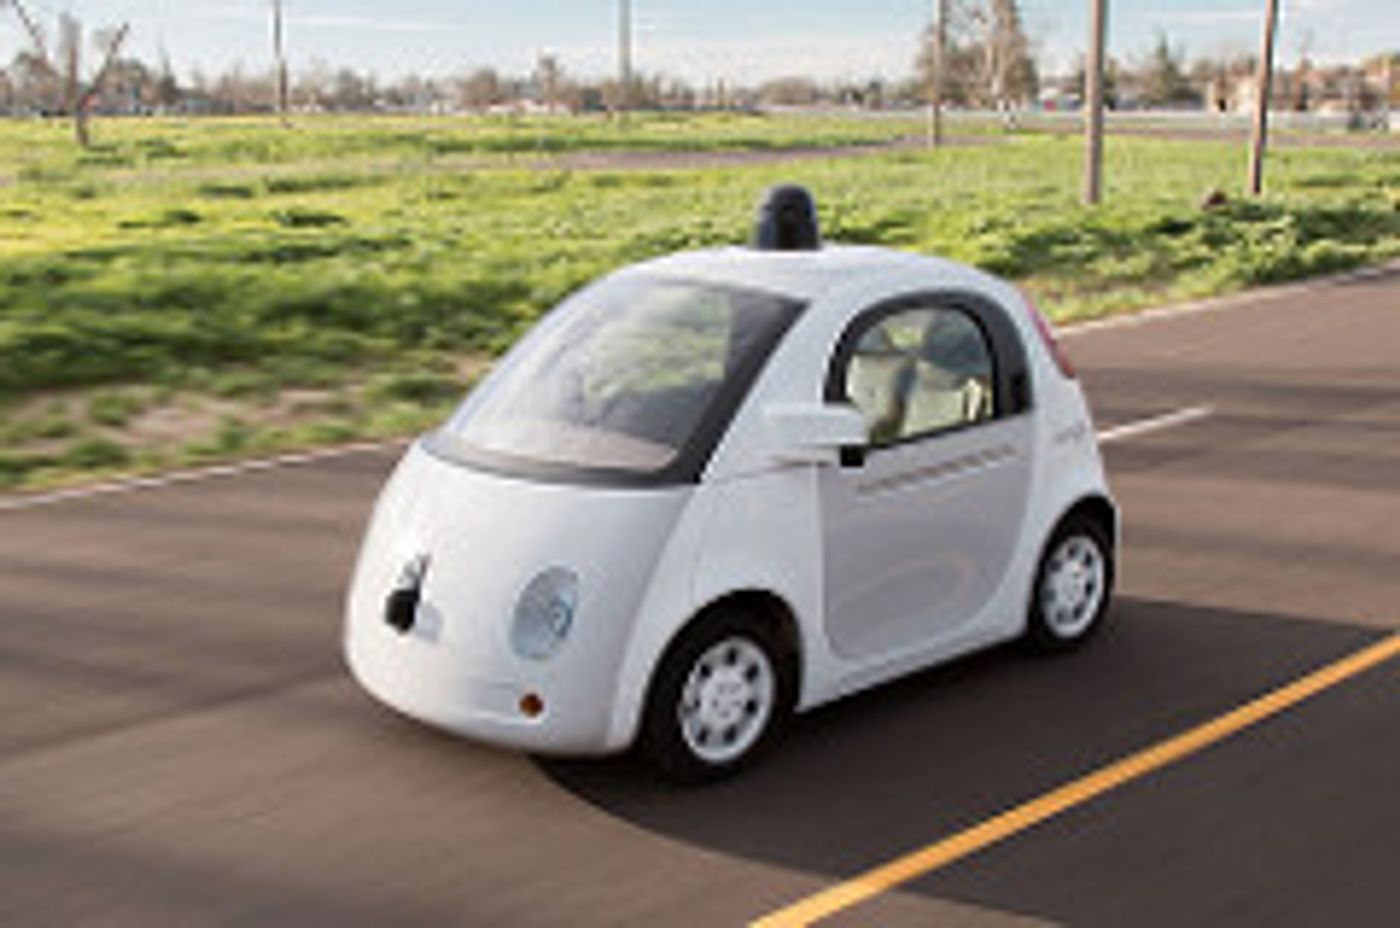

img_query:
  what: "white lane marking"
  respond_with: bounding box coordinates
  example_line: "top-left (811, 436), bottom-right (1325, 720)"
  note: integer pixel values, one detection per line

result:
top-left (0, 407), bottom-right (1211, 514)
top-left (1060, 259), bottom-right (1400, 340)
top-left (1098, 406), bottom-right (1213, 444)
top-left (0, 439), bottom-right (408, 514)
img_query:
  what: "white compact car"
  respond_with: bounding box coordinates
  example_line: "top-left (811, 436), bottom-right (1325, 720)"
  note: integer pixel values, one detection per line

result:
top-left (345, 186), bottom-right (1117, 781)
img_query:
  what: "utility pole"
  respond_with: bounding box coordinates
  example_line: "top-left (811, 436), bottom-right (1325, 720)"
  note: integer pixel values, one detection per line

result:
top-left (1248, 0), bottom-right (1280, 196)
top-left (272, 0), bottom-right (289, 125)
top-left (617, 0), bottom-right (632, 122)
top-left (1384, 52), bottom-right (1394, 133)
top-left (926, 0), bottom-right (948, 148)
top-left (1083, 0), bottom-right (1107, 204)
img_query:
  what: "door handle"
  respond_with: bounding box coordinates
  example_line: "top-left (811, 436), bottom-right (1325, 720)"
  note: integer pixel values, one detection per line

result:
top-left (857, 444), bottom-right (1016, 496)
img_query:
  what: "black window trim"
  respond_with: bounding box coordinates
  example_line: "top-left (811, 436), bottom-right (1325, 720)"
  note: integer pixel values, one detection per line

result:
top-left (823, 289), bottom-right (1032, 454)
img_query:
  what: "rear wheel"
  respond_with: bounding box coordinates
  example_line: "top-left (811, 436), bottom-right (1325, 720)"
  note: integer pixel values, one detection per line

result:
top-left (639, 609), bottom-right (795, 784)
top-left (1025, 514), bottom-right (1114, 651)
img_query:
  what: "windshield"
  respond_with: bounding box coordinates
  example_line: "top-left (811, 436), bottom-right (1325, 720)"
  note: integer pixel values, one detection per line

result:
top-left (438, 276), bottom-right (801, 479)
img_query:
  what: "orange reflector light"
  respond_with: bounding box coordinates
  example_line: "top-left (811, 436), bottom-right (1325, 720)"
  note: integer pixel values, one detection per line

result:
top-left (519, 693), bottom-right (545, 718)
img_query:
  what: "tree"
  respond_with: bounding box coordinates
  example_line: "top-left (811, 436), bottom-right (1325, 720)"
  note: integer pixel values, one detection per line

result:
top-left (984, 0), bottom-right (1038, 106)
top-left (1069, 53), bottom-right (1121, 110)
top-left (913, 0), bottom-right (1037, 110)
top-left (532, 54), bottom-right (570, 112)
top-left (106, 57), bottom-right (154, 112)
top-left (331, 68), bottom-right (375, 111)
top-left (7, 50), bottom-right (58, 112)
top-left (656, 77), bottom-right (695, 110)
top-left (599, 73), bottom-right (654, 112)
top-left (220, 64), bottom-right (274, 113)
top-left (1138, 33), bottom-right (1197, 107)
top-left (756, 76), bottom-right (820, 107)
top-left (1, 1), bottom-right (129, 145)
top-left (914, 13), bottom-right (983, 107)
top-left (153, 49), bottom-right (181, 111)
top-left (1289, 30), bottom-right (1315, 112)
top-left (294, 60), bottom-right (333, 111)
top-left (457, 68), bottom-right (505, 110)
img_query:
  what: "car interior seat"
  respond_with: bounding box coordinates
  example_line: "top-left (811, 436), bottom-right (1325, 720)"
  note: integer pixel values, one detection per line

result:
top-left (846, 327), bottom-right (913, 444)
top-left (904, 315), bottom-right (994, 435)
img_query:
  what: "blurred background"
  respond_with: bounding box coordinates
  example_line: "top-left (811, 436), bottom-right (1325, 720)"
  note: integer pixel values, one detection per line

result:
top-left (0, 0), bottom-right (1395, 494)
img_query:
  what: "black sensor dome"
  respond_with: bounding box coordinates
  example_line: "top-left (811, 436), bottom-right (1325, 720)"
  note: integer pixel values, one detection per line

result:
top-left (752, 184), bottom-right (821, 252)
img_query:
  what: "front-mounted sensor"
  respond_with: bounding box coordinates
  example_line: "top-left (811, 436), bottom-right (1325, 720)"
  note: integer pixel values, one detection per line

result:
top-left (511, 567), bottom-right (579, 660)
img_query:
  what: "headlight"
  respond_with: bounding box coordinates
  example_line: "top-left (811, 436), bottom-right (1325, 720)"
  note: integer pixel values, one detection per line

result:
top-left (511, 567), bottom-right (578, 660)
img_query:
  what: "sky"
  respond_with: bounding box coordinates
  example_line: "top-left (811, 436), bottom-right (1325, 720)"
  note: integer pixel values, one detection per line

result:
top-left (1, 0), bottom-right (1396, 84)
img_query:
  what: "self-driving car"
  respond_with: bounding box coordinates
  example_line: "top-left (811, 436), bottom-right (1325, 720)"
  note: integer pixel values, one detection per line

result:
top-left (345, 186), bottom-right (1117, 781)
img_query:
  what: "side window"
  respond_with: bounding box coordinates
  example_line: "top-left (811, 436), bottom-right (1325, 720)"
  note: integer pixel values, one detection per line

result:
top-left (840, 306), bottom-right (996, 446)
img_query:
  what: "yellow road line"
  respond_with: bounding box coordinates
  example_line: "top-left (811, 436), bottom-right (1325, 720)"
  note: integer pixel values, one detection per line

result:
top-left (754, 631), bottom-right (1400, 928)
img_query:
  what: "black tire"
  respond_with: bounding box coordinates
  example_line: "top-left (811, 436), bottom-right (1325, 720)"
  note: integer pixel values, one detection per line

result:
top-left (1024, 513), bottom-right (1115, 652)
top-left (638, 607), bottom-right (796, 784)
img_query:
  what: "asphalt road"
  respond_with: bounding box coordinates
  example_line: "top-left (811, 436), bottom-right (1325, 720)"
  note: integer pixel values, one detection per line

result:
top-left (2, 266), bottom-right (1398, 927)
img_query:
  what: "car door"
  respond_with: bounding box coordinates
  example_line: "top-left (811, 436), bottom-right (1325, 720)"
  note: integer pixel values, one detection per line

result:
top-left (819, 293), bottom-right (1034, 661)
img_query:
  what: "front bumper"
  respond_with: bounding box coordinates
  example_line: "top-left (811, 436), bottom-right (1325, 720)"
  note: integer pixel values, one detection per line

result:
top-left (344, 615), bottom-right (621, 755)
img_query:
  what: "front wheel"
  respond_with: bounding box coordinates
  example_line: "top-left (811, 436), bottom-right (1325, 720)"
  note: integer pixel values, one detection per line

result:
top-left (639, 610), bottom-right (794, 784)
top-left (1025, 514), bottom-right (1114, 651)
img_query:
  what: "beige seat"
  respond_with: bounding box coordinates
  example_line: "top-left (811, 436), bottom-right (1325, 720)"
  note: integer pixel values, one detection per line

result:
top-left (846, 330), bottom-right (912, 444)
top-left (905, 363), bottom-right (991, 435)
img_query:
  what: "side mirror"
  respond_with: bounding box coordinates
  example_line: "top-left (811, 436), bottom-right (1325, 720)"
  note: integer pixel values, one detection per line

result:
top-left (765, 403), bottom-right (868, 467)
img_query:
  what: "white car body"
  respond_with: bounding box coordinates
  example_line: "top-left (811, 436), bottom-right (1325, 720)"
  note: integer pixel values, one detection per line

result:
top-left (345, 239), bottom-right (1115, 759)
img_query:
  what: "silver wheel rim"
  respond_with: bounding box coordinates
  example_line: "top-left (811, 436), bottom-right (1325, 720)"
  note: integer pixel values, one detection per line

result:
top-left (1040, 534), bottom-right (1106, 640)
top-left (678, 636), bottom-right (775, 766)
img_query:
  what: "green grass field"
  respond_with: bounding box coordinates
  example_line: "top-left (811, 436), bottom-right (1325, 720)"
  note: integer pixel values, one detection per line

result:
top-left (1, 113), bottom-right (1397, 491)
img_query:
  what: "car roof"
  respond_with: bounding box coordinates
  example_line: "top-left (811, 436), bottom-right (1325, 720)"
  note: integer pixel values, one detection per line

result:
top-left (619, 245), bottom-right (987, 303)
